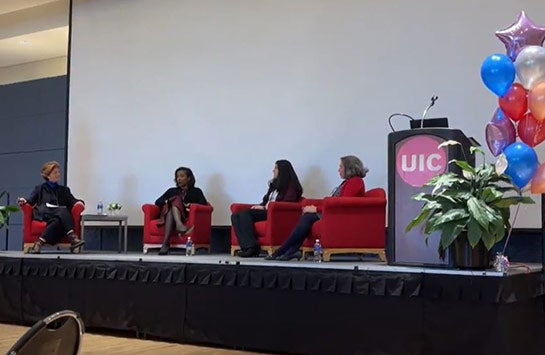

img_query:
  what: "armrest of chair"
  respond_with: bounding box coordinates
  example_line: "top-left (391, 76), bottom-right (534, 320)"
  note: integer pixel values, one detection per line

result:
top-left (187, 204), bottom-right (213, 242)
top-left (71, 202), bottom-right (85, 236)
top-left (142, 204), bottom-right (160, 239)
top-left (21, 204), bottom-right (34, 238)
top-left (230, 203), bottom-right (253, 214)
top-left (265, 201), bottom-right (304, 244)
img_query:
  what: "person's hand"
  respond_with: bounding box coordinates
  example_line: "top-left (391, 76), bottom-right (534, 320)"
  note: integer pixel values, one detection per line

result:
top-left (251, 205), bottom-right (265, 210)
top-left (302, 205), bottom-right (317, 213)
top-left (17, 197), bottom-right (27, 206)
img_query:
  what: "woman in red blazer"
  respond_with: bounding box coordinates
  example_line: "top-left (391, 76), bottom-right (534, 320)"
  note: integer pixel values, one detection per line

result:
top-left (266, 155), bottom-right (368, 261)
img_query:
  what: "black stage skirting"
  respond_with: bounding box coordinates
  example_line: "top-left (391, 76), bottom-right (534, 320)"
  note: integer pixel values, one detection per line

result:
top-left (0, 256), bottom-right (544, 355)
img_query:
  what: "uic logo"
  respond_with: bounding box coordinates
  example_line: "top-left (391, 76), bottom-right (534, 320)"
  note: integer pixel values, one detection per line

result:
top-left (396, 136), bottom-right (447, 187)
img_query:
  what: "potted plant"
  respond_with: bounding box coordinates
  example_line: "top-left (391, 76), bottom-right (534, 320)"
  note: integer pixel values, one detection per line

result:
top-left (0, 205), bottom-right (19, 229)
top-left (405, 141), bottom-right (534, 269)
top-left (107, 202), bottom-right (122, 215)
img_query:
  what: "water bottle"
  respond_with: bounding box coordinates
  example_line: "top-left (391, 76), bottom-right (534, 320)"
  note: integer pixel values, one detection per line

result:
top-left (186, 237), bottom-right (193, 256)
top-left (97, 200), bottom-right (103, 215)
top-left (313, 239), bottom-right (322, 263)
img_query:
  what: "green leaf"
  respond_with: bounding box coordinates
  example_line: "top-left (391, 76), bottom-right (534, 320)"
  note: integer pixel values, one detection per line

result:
top-left (439, 220), bottom-right (466, 250)
top-left (433, 208), bottom-right (469, 226)
top-left (493, 196), bottom-right (535, 208)
top-left (467, 197), bottom-right (490, 230)
top-left (406, 208), bottom-right (431, 233)
top-left (481, 230), bottom-right (496, 251)
top-left (467, 218), bottom-right (483, 248)
top-left (480, 187), bottom-right (503, 203)
top-left (452, 160), bottom-right (475, 174)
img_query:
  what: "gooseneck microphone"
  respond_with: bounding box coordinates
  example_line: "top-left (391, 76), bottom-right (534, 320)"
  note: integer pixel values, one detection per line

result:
top-left (420, 95), bottom-right (439, 129)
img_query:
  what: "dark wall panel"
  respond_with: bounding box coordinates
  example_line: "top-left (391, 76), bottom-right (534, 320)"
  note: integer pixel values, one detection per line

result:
top-left (0, 76), bottom-right (67, 250)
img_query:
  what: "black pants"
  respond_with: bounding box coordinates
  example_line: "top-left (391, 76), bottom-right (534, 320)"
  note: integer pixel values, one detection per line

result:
top-left (231, 209), bottom-right (267, 249)
top-left (41, 208), bottom-right (74, 245)
top-left (274, 212), bottom-right (320, 256)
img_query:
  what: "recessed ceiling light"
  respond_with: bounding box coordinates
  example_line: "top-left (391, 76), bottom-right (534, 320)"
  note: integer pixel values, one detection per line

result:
top-left (19, 40), bottom-right (30, 45)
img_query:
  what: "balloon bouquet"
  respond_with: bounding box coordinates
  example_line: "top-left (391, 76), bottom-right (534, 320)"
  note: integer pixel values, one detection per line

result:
top-left (480, 11), bottom-right (545, 271)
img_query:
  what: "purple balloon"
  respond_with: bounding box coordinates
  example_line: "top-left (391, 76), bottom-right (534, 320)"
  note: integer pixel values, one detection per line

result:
top-left (496, 11), bottom-right (545, 61)
top-left (485, 108), bottom-right (516, 156)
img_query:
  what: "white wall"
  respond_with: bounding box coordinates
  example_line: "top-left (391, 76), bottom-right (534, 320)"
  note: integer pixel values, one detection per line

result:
top-left (68, 0), bottom-right (545, 227)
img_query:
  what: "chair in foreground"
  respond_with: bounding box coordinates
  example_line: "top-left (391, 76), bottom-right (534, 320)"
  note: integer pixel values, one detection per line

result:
top-left (142, 203), bottom-right (213, 253)
top-left (21, 203), bottom-right (85, 253)
top-left (7, 310), bottom-right (85, 355)
top-left (301, 188), bottom-right (387, 261)
top-left (230, 201), bottom-right (303, 256)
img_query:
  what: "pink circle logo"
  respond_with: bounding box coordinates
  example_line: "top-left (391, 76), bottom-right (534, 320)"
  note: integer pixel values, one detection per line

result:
top-left (396, 136), bottom-right (447, 187)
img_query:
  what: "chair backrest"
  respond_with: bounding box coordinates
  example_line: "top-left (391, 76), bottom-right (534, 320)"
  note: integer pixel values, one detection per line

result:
top-left (7, 310), bottom-right (85, 355)
top-left (365, 188), bottom-right (386, 199)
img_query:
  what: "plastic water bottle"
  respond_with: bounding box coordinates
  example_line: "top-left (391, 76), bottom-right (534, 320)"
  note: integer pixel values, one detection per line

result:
top-left (313, 239), bottom-right (322, 263)
top-left (97, 200), bottom-right (103, 215)
top-left (186, 237), bottom-right (193, 256)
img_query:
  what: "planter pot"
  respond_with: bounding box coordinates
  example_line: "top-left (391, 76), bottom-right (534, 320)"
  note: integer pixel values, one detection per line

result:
top-left (453, 234), bottom-right (490, 269)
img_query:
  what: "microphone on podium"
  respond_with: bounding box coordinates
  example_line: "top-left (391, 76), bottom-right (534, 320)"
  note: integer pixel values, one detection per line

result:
top-left (420, 95), bottom-right (439, 129)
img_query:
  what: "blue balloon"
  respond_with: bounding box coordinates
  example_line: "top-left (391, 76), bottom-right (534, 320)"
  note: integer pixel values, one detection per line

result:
top-left (503, 142), bottom-right (538, 189)
top-left (480, 53), bottom-right (516, 97)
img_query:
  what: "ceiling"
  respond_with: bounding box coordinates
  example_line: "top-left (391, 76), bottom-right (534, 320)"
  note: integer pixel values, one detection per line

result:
top-left (0, 0), bottom-right (68, 68)
top-left (0, 0), bottom-right (59, 15)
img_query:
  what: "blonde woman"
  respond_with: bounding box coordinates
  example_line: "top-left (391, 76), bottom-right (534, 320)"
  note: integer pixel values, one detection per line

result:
top-left (17, 161), bottom-right (85, 253)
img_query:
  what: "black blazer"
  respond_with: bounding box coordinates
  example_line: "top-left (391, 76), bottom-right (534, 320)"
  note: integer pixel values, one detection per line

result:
top-left (155, 187), bottom-right (208, 208)
top-left (26, 183), bottom-right (82, 221)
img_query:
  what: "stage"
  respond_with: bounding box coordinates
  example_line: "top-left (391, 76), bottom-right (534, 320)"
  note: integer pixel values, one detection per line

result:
top-left (0, 252), bottom-right (543, 355)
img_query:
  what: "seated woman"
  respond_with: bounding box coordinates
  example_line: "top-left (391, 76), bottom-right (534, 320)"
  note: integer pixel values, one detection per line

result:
top-left (17, 161), bottom-right (85, 254)
top-left (231, 159), bottom-right (303, 258)
top-left (267, 155), bottom-right (368, 261)
top-left (155, 167), bottom-right (208, 255)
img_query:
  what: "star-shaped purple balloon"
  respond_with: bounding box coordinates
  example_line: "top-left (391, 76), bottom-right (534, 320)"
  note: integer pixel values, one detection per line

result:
top-left (495, 11), bottom-right (545, 61)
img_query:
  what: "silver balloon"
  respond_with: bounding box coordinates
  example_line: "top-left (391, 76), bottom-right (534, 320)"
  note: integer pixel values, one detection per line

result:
top-left (515, 45), bottom-right (545, 89)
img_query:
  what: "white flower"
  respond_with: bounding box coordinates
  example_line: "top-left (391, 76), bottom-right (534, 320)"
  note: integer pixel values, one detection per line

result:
top-left (107, 202), bottom-right (122, 210)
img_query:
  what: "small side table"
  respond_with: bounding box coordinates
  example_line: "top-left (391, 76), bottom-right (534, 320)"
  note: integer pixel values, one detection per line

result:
top-left (81, 214), bottom-right (129, 253)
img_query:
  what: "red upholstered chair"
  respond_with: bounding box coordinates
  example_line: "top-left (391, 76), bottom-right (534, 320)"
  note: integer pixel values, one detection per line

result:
top-left (301, 188), bottom-right (387, 261)
top-left (21, 202), bottom-right (85, 252)
top-left (142, 203), bottom-right (213, 254)
top-left (230, 201), bottom-right (303, 256)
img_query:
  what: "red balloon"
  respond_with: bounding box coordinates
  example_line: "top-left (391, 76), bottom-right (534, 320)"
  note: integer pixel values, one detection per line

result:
top-left (498, 83), bottom-right (528, 121)
top-left (517, 112), bottom-right (545, 147)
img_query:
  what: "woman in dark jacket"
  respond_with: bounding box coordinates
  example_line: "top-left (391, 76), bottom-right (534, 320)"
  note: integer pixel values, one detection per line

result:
top-left (231, 159), bottom-right (303, 257)
top-left (155, 166), bottom-right (208, 255)
top-left (17, 161), bottom-right (85, 254)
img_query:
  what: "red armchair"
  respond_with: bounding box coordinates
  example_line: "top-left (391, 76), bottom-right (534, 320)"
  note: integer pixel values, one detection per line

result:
top-left (142, 203), bottom-right (213, 254)
top-left (21, 202), bottom-right (85, 252)
top-left (301, 188), bottom-right (387, 261)
top-left (230, 201), bottom-right (303, 256)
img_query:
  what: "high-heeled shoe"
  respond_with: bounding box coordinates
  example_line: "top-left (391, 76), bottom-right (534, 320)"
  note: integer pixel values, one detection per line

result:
top-left (158, 246), bottom-right (169, 255)
top-left (177, 225), bottom-right (194, 236)
top-left (69, 238), bottom-right (85, 253)
top-left (27, 240), bottom-right (43, 254)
